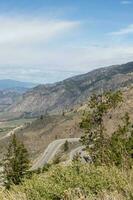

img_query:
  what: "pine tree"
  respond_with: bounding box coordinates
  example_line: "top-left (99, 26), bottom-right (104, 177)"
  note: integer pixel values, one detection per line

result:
top-left (80, 91), bottom-right (133, 168)
top-left (3, 134), bottom-right (29, 189)
top-left (80, 91), bottom-right (123, 165)
top-left (64, 140), bottom-right (69, 152)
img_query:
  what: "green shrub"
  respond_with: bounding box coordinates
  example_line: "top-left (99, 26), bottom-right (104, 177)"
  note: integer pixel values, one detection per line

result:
top-left (1, 163), bottom-right (132, 200)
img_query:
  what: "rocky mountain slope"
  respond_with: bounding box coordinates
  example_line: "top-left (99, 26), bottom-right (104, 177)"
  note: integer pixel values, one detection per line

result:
top-left (7, 62), bottom-right (133, 116)
top-left (0, 80), bottom-right (37, 112)
top-left (0, 90), bottom-right (20, 112)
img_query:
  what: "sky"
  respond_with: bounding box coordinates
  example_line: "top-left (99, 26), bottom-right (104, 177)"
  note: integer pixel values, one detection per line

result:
top-left (0, 0), bottom-right (133, 83)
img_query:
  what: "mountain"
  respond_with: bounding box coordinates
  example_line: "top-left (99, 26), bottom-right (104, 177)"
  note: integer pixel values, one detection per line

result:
top-left (7, 61), bottom-right (133, 117)
top-left (0, 90), bottom-right (20, 112)
top-left (0, 80), bottom-right (37, 112)
top-left (0, 79), bottom-right (37, 92)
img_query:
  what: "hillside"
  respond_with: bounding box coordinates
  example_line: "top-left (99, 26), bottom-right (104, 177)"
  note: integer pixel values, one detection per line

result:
top-left (7, 62), bottom-right (133, 117)
top-left (0, 86), bottom-right (131, 162)
top-left (0, 90), bottom-right (21, 112)
top-left (0, 85), bottom-right (132, 200)
top-left (0, 87), bottom-right (132, 200)
top-left (0, 80), bottom-right (37, 112)
top-left (0, 112), bottom-right (82, 160)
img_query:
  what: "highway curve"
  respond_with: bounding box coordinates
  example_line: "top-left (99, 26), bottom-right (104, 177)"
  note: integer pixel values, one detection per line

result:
top-left (31, 138), bottom-right (80, 171)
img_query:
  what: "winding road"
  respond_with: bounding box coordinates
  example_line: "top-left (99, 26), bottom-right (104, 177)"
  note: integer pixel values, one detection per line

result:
top-left (31, 138), bottom-right (80, 171)
top-left (0, 125), bottom-right (85, 171)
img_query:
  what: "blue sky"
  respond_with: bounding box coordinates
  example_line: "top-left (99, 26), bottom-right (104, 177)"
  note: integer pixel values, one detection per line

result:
top-left (0, 0), bottom-right (133, 83)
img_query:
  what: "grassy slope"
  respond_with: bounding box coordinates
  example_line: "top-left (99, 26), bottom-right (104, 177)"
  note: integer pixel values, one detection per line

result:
top-left (0, 163), bottom-right (132, 200)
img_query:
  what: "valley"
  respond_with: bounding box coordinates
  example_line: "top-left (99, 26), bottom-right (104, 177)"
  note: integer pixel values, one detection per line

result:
top-left (0, 62), bottom-right (132, 199)
top-left (0, 63), bottom-right (132, 163)
top-left (0, 118), bottom-right (35, 138)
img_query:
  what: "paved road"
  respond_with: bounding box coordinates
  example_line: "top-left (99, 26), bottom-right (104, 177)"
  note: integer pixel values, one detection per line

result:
top-left (69, 146), bottom-right (85, 160)
top-left (31, 138), bottom-right (80, 171)
top-left (0, 125), bottom-right (23, 140)
top-left (65, 145), bottom-right (92, 164)
top-left (0, 125), bottom-right (81, 171)
top-left (63, 146), bottom-right (84, 165)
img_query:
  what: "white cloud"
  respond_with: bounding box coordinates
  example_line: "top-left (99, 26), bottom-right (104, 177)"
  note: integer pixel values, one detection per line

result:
top-left (0, 44), bottom-right (133, 83)
top-left (0, 16), bottom-right (79, 45)
top-left (0, 15), bottom-right (133, 83)
top-left (121, 0), bottom-right (132, 4)
top-left (109, 24), bottom-right (133, 36)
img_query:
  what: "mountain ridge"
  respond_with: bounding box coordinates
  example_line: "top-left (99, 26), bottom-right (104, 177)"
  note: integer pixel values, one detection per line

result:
top-left (0, 79), bottom-right (37, 91)
top-left (7, 61), bottom-right (133, 116)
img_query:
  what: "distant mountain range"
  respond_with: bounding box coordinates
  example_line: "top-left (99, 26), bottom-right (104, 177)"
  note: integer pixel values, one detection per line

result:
top-left (7, 61), bottom-right (133, 117)
top-left (0, 79), bottom-right (37, 92)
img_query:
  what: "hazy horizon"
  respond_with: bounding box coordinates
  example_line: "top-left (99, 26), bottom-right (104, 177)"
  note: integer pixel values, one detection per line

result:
top-left (0, 60), bottom-right (132, 84)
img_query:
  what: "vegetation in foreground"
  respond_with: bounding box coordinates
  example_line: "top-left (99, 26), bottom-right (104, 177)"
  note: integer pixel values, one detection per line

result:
top-left (0, 163), bottom-right (133, 200)
top-left (0, 90), bottom-right (132, 199)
